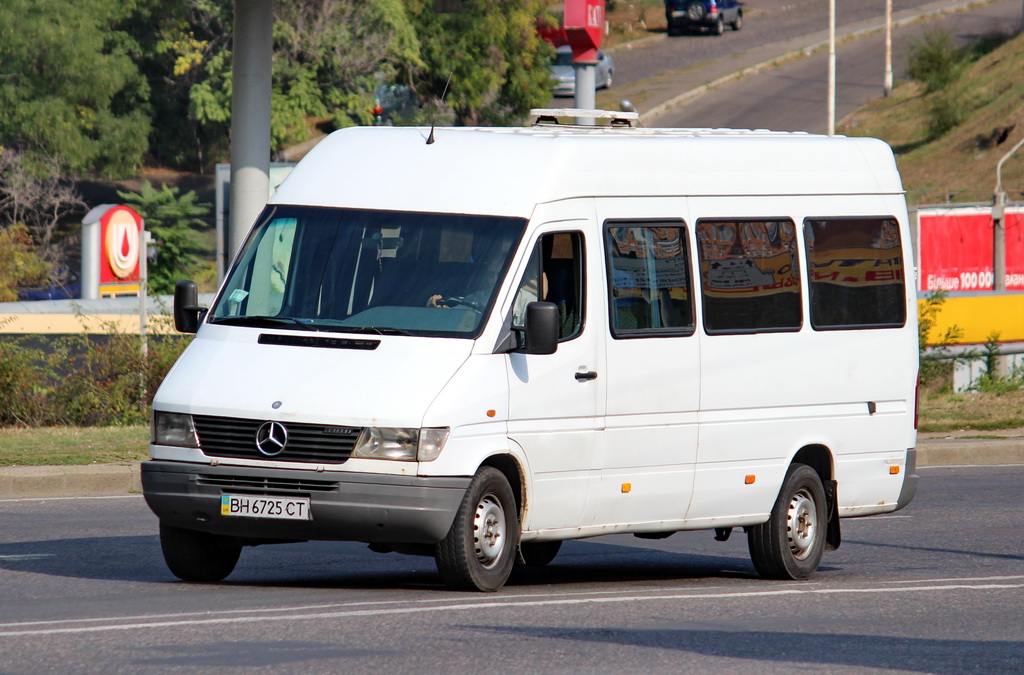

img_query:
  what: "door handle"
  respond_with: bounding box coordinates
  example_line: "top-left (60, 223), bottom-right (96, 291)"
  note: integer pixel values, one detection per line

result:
top-left (574, 371), bottom-right (598, 381)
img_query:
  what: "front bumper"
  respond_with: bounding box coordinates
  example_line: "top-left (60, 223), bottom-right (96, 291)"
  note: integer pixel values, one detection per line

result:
top-left (142, 461), bottom-right (470, 545)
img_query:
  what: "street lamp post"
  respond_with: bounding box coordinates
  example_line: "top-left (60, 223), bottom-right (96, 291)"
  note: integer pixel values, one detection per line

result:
top-left (993, 133), bottom-right (1024, 291)
top-left (827, 0), bottom-right (836, 135)
top-left (884, 0), bottom-right (893, 97)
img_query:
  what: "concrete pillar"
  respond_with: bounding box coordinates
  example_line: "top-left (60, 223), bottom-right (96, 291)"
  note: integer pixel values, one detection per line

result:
top-left (229, 0), bottom-right (273, 264)
top-left (574, 62), bottom-right (597, 125)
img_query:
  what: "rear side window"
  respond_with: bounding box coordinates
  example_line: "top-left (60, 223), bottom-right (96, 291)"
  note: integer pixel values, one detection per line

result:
top-left (804, 217), bottom-right (907, 329)
top-left (605, 223), bottom-right (694, 336)
top-left (696, 219), bottom-right (801, 333)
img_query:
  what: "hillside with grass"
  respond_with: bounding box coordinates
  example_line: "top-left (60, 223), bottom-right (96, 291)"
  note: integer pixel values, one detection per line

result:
top-left (839, 30), bottom-right (1024, 206)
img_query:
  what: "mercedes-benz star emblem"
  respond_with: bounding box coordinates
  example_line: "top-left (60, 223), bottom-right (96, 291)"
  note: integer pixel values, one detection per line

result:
top-left (255, 421), bottom-right (288, 457)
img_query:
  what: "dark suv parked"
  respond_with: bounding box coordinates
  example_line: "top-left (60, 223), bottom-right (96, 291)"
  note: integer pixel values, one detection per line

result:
top-left (665, 0), bottom-right (743, 36)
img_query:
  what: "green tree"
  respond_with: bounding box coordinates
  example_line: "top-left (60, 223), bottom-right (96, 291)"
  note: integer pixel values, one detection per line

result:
top-left (407, 0), bottom-right (554, 126)
top-left (0, 224), bottom-right (50, 301)
top-left (0, 0), bottom-right (151, 177)
top-left (118, 0), bottom-right (233, 171)
top-left (139, 0), bottom-right (424, 167)
top-left (117, 181), bottom-right (211, 295)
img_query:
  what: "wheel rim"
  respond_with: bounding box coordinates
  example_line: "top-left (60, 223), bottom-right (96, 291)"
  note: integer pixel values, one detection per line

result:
top-left (687, 4), bottom-right (704, 21)
top-left (473, 493), bottom-right (507, 569)
top-left (786, 488), bottom-right (818, 560)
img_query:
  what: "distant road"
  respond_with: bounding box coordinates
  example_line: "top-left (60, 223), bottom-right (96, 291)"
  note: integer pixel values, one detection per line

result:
top-left (653, 0), bottom-right (1021, 131)
top-left (610, 0), bottom-right (1011, 91)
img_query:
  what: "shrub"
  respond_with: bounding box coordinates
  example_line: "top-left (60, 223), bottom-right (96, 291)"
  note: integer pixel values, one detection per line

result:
top-left (0, 318), bottom-right (191, 428)
top-left (907, 31), bottom-right (966, 93)
top-left (927, 91), bottom-right (968, 139)
top-left (918, 290), bottom-right (964, 386)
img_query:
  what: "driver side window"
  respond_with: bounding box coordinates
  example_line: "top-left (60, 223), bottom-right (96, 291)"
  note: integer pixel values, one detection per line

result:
top-left (511, 232), bottom-right (584, 339)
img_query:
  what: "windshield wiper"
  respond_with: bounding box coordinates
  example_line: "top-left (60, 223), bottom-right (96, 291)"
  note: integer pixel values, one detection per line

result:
top-left (210, 315), bottom-right (319, 331)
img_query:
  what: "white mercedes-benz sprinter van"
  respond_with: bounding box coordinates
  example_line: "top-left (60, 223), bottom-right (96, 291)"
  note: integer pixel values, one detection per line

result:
top-left (144, 110), bottom-right (919, 591)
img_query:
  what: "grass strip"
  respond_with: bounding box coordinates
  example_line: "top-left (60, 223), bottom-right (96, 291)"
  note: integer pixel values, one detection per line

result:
top-left (0, 426), bottom-right (149, 467)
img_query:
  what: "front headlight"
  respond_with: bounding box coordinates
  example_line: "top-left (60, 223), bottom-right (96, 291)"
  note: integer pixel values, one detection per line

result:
top-left (152, 411), bottom-right (199, 448)
top-left (351, 427), bottom-right (450, 462)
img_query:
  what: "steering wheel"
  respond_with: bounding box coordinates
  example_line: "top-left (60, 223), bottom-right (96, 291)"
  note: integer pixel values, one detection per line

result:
top-left (443, 295), bottom-right (482, 312)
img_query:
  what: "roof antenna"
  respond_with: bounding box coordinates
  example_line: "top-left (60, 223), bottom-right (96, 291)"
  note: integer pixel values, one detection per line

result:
top-left (426, 73), bottom-right (453, 145)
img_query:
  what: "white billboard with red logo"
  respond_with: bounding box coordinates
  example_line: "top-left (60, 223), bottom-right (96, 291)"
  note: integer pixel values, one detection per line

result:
top-left (917, 205), bottom-right (1024, 292)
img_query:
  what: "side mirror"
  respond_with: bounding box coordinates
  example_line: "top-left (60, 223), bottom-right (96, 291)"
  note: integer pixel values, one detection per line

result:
top-left (523, 301), bottom-right (559, 355)
top-left (173, 280), bottom-right (206, 333)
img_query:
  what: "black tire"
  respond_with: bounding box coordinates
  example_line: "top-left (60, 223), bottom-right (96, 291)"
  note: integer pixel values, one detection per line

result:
top-left (686, 1), bottom-right (707, 23)
top-left (712, 15), bottom-right (725, 36)
top-left (603, 69), bottom-right (613, 90)
top-left (747, 464), bottom-right (827, 580)
top-left (435, 467), bottom-right (519, 591)
top-left (518, 540), bottom-right (562, 567)
top-left (160, 523), bottom-right (241, 582)
top-left (732, 12), bottom-right (743, 31)
top-left (666, 11), bottom-right (678, 36)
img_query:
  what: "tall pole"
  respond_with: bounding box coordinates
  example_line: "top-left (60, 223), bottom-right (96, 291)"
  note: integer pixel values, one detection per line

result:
top-left (827, 0), bottom-right (836, 135)
top-left (574, 61), bottom-right (597, 125)
top-left (229, 0), bottom-right (273, 266)
top-left (884, 0), bottom-right (893, 97)
top-left (993, 134), bottom-right (1024, 291)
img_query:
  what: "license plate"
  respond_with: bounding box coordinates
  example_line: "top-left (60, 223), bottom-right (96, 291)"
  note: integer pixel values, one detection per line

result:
top-left (221, 494), bottom-right (311, 521)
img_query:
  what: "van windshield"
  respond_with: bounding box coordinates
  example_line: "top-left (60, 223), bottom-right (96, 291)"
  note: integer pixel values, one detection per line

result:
top-left (210, 206), bottom-right (526, 338)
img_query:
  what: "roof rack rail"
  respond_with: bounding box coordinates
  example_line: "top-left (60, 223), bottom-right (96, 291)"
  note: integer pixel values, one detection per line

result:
top-left (529, 108), bottom-right (640, 128)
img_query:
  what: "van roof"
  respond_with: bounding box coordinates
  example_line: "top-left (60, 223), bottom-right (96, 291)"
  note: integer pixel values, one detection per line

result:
top-left (271, 125), bottom-right (904, 218)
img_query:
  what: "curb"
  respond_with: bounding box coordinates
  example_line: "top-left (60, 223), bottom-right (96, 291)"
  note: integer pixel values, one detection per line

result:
top-left (1, 437), bottom-right (1021, 499)
top-left (0, 464), bottom-right (143, 500)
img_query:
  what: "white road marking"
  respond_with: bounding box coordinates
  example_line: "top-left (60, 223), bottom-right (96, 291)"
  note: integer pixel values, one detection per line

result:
top-left (0, 495), bottom-right (141, 504)
top-left (0, 579), bottom-right (1020, 638)
top-left (0, 554), bottom-right (53, 560)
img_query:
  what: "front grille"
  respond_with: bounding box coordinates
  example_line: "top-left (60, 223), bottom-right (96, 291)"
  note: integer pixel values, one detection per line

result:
top-left (197, 473), bottom-right (338, 492)
top-left (193, 415), bottom-right (361, 464)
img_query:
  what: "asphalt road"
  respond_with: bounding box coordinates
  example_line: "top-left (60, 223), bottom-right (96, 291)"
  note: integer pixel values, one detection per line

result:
top-left (654, 0), bottom-right (1022, 131)
top-left (609, 0), bottom-right (1001, 91)
top-left (0, 464), bottom-right (1021, 673)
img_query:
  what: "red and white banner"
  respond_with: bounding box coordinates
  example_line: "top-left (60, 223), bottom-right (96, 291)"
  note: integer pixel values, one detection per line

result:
top-left (917, 206), bottom-right (1024, 292)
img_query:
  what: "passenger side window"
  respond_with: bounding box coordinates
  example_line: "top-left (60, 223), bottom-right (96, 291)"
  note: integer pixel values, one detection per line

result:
top-left (512, 232), bottom-right (584, 340)
top-left (804, 217), bottom-right (907, 329)
top-left (696, 219), bottom-right (802, 333)
top-left (605, 223), bottom-right (694, 336)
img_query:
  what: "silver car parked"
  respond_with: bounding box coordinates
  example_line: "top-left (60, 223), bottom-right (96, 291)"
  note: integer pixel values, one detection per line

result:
top-left (549, 45), bottom-right (614, 97)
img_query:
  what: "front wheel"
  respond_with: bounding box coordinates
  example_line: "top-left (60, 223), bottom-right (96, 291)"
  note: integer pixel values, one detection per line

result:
top-left (747, 464), bottom-right (827, 580)
top-left (435, 467), bottom-right (519, 591)
top-left (160, 523), bottom-right (241, 582)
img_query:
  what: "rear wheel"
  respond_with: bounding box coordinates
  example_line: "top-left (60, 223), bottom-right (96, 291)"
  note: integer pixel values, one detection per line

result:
top-left (666, 11), bottom-right (679, 36)
top-left (732, 12), bottom-right (743, 30)
top-left (435, 467), bottom-right (519, 591)
top-left (747, 464), bottom-right (827, 580)
top-left (160, 523), bottom-right (241, 582)
top-left (712, 15), bottom-right (725, 35)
